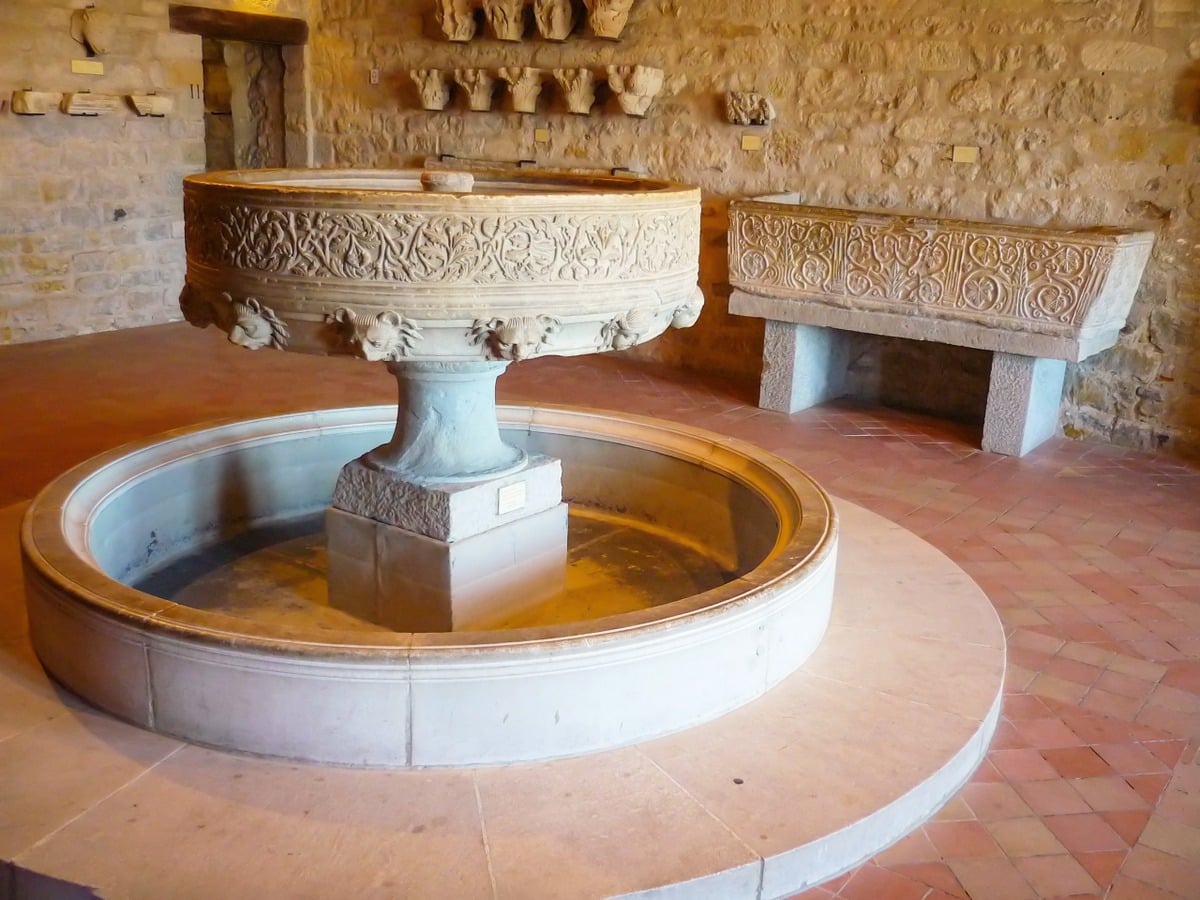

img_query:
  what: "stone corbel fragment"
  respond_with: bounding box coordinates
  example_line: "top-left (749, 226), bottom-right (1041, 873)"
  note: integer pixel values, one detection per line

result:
top-left (437, 0), bottom-right (477, 42)
top-left (499, 67), bottom-right (544, 113)
top-left (534, 0), bottom-right (573, 40)
top-left (553, 68), bottom-right (597, 115)
top-left (484, 0), bottom-right (526, 41)
top-left (128, 93), bottom-right (173, 116)
top-left (726, 91), bottom-right (776, 126)
top-left (11, 89), bottom-right (62, 115)
top-left (607, 64), bottom-right (663, 117)
top-left (411, 68), bottom-right (454, 111)
top-left (70, 7), bottom-right (118, 56)
top-left (60, 91), bottom-right (122, 116)
top-left (454, 68), bottom-right (497, 111)
top-left (583, 0), bottom-right (633, 40)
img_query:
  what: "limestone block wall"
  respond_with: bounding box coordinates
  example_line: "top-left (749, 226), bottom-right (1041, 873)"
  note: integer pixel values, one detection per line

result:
top-left (307, 0), bottom-right (1199, 457)
top-left (0, 0), bottom-right (203, 342)
top-left (0, 0), bottom-right (305, 345)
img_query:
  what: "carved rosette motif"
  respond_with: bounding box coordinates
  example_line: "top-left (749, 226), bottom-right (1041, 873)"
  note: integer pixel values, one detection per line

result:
top-left (730, 207), bottom-right (1120, 328)
top-left (185, 201), bottom-right (698, 287)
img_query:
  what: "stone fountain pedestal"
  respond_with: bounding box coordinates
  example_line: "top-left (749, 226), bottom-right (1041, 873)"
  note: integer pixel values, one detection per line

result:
top-left (326, 360), bottom-right (568, 631)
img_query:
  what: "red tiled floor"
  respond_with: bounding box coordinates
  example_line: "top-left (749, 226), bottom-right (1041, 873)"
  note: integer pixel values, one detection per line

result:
top-left (1039, 747), bottom-right (1114, 779)
top-left (1043, 813), bottom-right (1129, 853)
top-left (3, 327), bottom-right (1198, 900)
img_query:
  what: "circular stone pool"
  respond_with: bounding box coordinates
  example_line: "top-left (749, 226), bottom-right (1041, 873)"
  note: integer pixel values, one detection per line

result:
top-left (22, 406), bottom-right (836, 768)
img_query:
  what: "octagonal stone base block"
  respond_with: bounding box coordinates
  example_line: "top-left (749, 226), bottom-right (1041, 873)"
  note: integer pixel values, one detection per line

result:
top-left (327, 503), bottom-right (568, 632)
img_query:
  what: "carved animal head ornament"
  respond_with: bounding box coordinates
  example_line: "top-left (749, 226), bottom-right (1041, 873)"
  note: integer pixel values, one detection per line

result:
top-left (670, 291), bottom-right (704, 329)
top-left (178, 283), bottom-right (217, 329)
top-left (470, 315), bottom-right (561, 361)
top-left (330, 307), bottom-right (422, 362)
top-left (599, 307), bottom-right (657, 351)
top-left (227, 295), bottom-right (289, 351)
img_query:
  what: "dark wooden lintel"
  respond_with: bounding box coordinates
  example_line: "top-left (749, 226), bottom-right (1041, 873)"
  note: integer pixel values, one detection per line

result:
top-left (168, 4), bottom-right (309, 45)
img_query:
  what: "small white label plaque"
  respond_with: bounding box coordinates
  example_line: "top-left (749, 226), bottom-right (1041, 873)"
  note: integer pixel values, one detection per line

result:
top-left (497, 482), bottom-right (526, 515)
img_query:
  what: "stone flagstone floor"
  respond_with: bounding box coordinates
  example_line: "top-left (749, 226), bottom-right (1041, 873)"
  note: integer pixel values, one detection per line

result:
top-left (1, 323), bottom-right (1197, 900)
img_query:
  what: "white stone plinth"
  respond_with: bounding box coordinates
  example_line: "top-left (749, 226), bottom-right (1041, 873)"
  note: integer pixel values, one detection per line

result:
top-left (326, 503), bottom-right (568, 632)
top-left (760, 319), bottom-right (848, 414)
top-left (982, 353), bottom-right (1068, 457)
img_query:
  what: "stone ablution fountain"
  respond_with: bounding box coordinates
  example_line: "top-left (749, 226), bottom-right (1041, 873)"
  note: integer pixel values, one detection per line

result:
top-left (18, 167), bottom-right (1004, 898)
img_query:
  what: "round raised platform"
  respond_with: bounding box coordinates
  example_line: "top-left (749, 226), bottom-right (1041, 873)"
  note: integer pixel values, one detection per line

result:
top-left (21, 406), bottom-right (837, 767)
top-left (1, 496), bottom-right (1003, 898)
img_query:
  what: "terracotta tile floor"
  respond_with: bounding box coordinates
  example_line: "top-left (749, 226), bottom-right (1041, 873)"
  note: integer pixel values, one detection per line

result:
top-left (2, 323), bottom-right (1199, 900)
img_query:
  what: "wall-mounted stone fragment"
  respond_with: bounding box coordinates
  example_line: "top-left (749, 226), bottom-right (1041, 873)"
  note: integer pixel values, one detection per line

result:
top-left (726, 91), bottom-right (775, 126)
top-left (455, 68), bottom-right (497, 111)
top-left (584, 0), bottom-right (633, 40)
top-left (128, 93), bottom-right (173, 116)
top-left (485, 0), bottom-right (526, 41)
top-left (11, 90), bottom-right (62, 115)
top-left (553, 68), bottom-right (597, 115)
top-left (607, 64), bottom-right (662, 117)
top-left (534, 0), bottom-right (573, 40)
top-left (499, 67), bottom-right (544, 113)
top-left (437, 0), bottom-right (477, 41)
top-left (411, 68), bottom-right (454, 110)
top-left (60, 91), bottom-right (122, 116)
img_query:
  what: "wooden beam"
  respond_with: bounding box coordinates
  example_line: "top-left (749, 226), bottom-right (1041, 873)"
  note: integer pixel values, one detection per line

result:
top-left (168, 4), bottom-right (309, 45)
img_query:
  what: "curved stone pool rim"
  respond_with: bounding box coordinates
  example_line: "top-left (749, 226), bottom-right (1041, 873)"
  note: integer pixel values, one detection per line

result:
top-left (21, 405), bottom-right (838, 767)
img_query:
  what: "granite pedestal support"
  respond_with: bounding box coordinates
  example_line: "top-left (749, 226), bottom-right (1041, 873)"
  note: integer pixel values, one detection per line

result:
top-left (326, 360), bottom-right (570, 631)
top-left (981, 353), bottom-right (1067, 457)
top-left (755, 319), bottom-right (1068, 458)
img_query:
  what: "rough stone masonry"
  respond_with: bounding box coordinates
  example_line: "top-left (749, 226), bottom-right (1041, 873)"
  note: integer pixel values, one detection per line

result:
top-left (1, 0), bottom-right (1197, 456)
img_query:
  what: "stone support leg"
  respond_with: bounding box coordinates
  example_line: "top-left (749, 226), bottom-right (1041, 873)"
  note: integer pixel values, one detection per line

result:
top-left (759, 320), bottom-right (848, 413)
top-left (982, 353), bottom-right (1067, 457)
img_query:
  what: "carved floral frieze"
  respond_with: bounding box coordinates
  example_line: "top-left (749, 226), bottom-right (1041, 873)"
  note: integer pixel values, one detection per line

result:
top-left (182, 169), bottom-right (702, 364)
top-left (184, 197), bottom-right (698, 286)
top-left (728, 204), bottom-right (1149, 329)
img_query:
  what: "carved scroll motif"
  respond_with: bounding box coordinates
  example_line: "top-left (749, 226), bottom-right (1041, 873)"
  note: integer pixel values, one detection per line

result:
top-left (186, 201), bottom-right (700, 286)
top-left (470, 315), bottom-right (561, 360)
top-left (730, 208), bottom-right (1115, 327)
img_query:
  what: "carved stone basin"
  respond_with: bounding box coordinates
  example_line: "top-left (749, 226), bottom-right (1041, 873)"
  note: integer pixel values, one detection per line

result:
top-left (179, 167), bottom-right (709, 632)
top-left (180, 168), bottom-right (704, 362)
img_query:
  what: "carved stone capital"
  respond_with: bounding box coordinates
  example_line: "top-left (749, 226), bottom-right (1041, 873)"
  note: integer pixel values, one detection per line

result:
top-left (410, 69), bottom-right (453, 111)
top-left (437, 0), bottom-right (476, 41)
top-left (607, 65), bottom-right (663, 117)
top-left (552, 68), bottom-right (596, 115)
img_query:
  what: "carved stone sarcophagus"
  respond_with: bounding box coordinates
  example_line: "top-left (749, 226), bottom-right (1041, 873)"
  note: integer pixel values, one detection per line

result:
top-left (729, 197), bottom-right (1154, 362)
